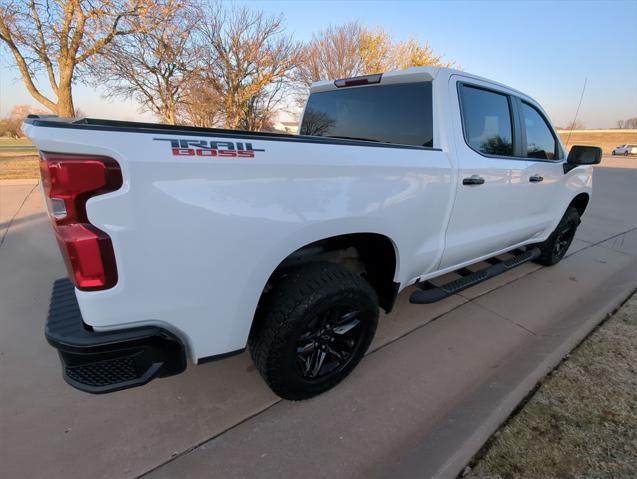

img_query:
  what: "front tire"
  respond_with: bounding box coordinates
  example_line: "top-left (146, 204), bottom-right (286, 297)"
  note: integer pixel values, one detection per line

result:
top-left (249, 262), bottom-right (379, 400)
top-left (535, 207), bottom-right (580, 266)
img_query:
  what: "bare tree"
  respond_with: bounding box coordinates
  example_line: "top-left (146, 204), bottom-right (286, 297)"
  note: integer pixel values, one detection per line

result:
top-left (296, 22), bottom-right (366, 87)
top-left (198, 3), bottom-right (301, 130)
top-left (95, 4), bottom-right (200, 124)
top-left (0, 0), bottom-right (176, 116)
top-left (565, 121), bottom-right (585, 130)
top-left (176, 72), bottom-right (224, 127)
top-left (617, 117), bottom-right (637, 129)
top-left (0, 104), bottom-right (48, 137)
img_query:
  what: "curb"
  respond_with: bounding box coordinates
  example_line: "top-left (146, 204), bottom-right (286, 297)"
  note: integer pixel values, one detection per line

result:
top-left (378, 262), bottom-right (637, 479)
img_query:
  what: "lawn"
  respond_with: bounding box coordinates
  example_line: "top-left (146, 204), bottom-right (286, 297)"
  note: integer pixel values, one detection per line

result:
top-left (467, 293), bottom-right (637, 479)
top-left (0, 138), bottom-right (34, 147)
top-left (0, 156), bottom-right (40, 180)
top-left (0, 137), bottom-right (37, 158)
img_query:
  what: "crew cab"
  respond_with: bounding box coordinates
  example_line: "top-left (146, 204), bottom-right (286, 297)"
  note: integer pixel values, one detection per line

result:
top-left (24, 67), bottom-right (601, 400)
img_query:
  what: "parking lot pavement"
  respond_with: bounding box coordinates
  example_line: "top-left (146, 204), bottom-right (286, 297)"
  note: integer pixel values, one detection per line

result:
top-left (1, 165), bottom-right (636, 479)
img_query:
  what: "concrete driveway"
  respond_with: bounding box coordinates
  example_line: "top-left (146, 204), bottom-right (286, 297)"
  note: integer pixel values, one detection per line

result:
top-left (1, 159), bottom-right (636, 478)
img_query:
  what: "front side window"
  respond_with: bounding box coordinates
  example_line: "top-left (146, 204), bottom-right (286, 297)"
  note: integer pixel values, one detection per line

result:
top-left (459, 85), bottom-right (514, 157)
top-left (521, 102), bottom-right (557, 160)
top-left (300, 82), bottom-right (433, 147)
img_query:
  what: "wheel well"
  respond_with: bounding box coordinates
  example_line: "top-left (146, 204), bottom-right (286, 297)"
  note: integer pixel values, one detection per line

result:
top-left (569, 193), bottom-right (590, 217)
top-left (266, 233), bottom-right (399, 313)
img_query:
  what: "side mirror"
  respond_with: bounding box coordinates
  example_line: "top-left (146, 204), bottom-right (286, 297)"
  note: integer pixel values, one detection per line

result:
top-left (564, 145), bottom-right (602, 173)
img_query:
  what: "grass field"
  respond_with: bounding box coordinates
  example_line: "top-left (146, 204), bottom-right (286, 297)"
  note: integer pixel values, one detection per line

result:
top-left (0, 156), bottom-right (40, 180)
top-left (0, 137), bottom-right (37, 158)
top-left (557, 131), bottom-right (637, 155)
top-left (0, 138), bottom-right (34, 147)
top-left (467, 293), bottom-right (637, 479)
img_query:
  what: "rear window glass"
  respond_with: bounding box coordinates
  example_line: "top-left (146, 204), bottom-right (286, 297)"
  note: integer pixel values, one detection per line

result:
top-left (300, 82), bottom-right (433, 147)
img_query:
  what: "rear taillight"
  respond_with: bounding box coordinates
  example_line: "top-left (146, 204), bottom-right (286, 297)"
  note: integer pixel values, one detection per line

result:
top-left (39, 152), bottom-right (122, 291)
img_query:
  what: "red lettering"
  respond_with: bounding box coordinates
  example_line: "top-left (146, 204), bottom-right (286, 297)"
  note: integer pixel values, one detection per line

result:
top-left (173, 148), bottom-right (195, 156)
top-left (196, 149), bottom-right (218, 157)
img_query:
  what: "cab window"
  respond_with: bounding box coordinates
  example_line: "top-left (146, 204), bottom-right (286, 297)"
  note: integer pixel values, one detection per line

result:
top-left (521, 102), bottom-right (558, 160)
top-left (459, 85), bottom-right (514, 157)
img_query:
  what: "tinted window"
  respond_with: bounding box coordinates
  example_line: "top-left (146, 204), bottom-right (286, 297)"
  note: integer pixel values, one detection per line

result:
top-left (521, 102), bottom-right (557, 160)
top-left (460, 85), bottom-right (513, 156)
top-left (300, 82), bottom-right (433, 147)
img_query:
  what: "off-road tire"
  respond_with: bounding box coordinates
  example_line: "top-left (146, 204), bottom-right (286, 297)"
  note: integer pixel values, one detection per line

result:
top-left (535, 206), bottom-right (580, 266)
top-left (249, 262), bottom-right (378, 400)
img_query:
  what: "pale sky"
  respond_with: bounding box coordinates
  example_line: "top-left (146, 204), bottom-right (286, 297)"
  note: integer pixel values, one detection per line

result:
top-left (1, 0), bottom-right (636, 128)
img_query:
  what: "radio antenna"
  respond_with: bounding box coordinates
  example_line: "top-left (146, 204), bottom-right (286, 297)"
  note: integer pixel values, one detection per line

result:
top-left (565, 77), bottom-right (587, 149)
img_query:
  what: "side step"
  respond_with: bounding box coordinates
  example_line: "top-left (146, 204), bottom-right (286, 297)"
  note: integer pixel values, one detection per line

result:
top-left (410, 247), bottom-right (541, 304)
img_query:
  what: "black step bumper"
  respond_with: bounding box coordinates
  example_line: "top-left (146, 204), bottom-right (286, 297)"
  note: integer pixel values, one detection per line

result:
top-left (45, 279), bottom-right (187, 394)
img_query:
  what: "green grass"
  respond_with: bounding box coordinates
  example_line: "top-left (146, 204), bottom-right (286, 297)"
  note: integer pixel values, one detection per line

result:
top-left (467, 294), bottom-right (637, 479)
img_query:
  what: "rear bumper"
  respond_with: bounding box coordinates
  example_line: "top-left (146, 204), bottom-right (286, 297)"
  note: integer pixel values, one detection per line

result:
top-left (45, 279), bottom-right (187, 394)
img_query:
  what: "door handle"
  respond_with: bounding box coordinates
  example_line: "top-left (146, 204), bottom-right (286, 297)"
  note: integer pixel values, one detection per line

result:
top-left (529, 175), bottom-right (544, 183)
top-left (462, 175), bottom-right (485, 186)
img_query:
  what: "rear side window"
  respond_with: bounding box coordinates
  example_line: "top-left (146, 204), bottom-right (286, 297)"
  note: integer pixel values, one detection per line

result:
top-left (459, 85), bottom-right (514, 157)
top-left (300, 82), bottom-right (433, 147)
top-left (521, 102), bottom-right (557, 160)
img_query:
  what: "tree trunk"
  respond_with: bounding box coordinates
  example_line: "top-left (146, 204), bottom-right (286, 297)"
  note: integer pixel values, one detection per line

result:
top-left (56, 68), bottom-right (76, 117)
top-left (56, 87), bottom-right (75, 117)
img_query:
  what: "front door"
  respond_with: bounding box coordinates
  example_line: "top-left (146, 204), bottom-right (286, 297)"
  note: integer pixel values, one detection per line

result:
top-left (440, 79), bottom-right (539, 269)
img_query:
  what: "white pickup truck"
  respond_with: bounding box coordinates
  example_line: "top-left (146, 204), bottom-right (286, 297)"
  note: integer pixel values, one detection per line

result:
top-left (24, 67), bottom-right (601, 400)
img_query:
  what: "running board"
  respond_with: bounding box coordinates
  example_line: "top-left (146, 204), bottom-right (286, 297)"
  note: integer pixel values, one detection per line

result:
top-left (410, 247), bottom-right (541, 304)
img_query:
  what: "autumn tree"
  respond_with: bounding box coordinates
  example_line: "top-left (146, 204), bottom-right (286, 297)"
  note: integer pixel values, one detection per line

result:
top-left (297, 22), bottom-right (453, 87)
top-left (95, 3), bottom-right (200, 124)
top-left (199, 3), bottom-right (301, 130)
top-left (0, 0), bottom-right (177, 117)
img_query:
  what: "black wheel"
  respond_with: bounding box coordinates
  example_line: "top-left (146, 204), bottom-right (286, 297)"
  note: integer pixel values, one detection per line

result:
top-left (612, 151), bottom-right (616, 155)
top-left (625, 151), bottom-right (629, 156)
top-left (249, 262), bottom-right (378, 400)
top-left (535, 207), bottom-right (580, 266)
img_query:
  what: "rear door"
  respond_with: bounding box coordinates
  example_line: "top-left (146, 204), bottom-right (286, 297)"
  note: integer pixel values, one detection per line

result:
top-left (440, 78), bottom-right (537, 269)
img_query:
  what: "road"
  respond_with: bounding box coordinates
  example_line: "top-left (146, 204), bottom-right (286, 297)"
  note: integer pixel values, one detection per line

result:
top-left (1, 160), bottom-right (636, 479)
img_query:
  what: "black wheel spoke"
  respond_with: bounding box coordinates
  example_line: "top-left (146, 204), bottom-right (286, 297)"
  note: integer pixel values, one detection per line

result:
top-left (297, 341), bottom-right (316, 355)
top-left (295, 306), bottom-right (367, 380)
top-left (332, 318), bottom-right (360, 335)
top-left (309, 350), bottom-right (327, 378)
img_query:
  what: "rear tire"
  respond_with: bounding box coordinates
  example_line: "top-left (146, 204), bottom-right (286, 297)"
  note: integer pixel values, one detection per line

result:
top-left (249, 262), bottom-right (378, 400)
top-left (625, 151), bottom-right (629, 156)
top-left (535, 207), bottom-right (580, 266)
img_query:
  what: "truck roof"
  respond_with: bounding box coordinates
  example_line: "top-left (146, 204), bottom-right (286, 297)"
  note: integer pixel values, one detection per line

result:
top-left (309, 66), bottom-right (531, 102)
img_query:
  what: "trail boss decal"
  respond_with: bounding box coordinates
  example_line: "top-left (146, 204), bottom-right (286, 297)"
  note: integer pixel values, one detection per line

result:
top-left (154, 138), bottom-right (265, 158)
